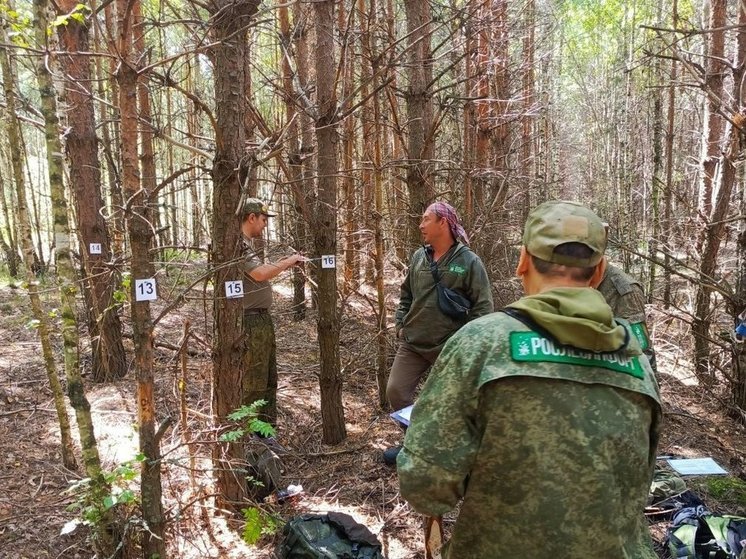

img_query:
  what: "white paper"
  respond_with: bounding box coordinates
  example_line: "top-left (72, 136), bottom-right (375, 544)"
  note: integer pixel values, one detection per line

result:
top-left (89, 243), bottom-right (102, 255)
top-left (321, 255), bottom-right (336, 269)
top-left (390, 404), bottom-right (414, 426)
top-left (667, 457), bottom-right (728, 476)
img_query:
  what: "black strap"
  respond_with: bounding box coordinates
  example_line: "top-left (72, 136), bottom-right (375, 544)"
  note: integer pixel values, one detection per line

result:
top-left (424, 243), bottom-right (465, 287)
top-left (423, 245), bottom-right (442, 287)
top-left (500, 307), bottom-right (557, 342)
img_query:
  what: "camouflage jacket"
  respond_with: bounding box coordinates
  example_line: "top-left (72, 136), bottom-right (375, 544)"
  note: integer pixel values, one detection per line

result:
top-left (597, 263), bottom-right (656, 371)
top-left (395, 242), bottom-right (493, 353)
top-left (398, 287), bottom-right (662, 559)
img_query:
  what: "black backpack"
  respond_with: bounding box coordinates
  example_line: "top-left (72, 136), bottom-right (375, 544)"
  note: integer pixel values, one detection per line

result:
top-left (667, 506), bottom-right (746, 559)
top-left (277, 512), bottom-right (385, 559)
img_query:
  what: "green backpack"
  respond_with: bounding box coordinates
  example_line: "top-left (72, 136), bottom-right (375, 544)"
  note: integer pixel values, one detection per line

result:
top-left (277, 512), bottom-right (385, 559)
top-left (667, 506), bottom-right (746, 559)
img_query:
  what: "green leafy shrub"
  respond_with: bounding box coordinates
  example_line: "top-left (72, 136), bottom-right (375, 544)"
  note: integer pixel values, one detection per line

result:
top-left (242, 506), bottom-right (281, 545)
top-left (219, 400), bottom-right (276, 442)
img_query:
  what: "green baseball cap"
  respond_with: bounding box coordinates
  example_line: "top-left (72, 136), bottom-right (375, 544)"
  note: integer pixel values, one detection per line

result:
top-left (241, 197), bottom-right (276, 217)
top-left (523, 200), bottom-right (606, 267)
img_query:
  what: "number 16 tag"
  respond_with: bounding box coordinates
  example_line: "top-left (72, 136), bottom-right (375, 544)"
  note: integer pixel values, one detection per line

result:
top-left (135, 279), bottom-right (158, 301)
top-left (321, 255), bottom-right (336, 269)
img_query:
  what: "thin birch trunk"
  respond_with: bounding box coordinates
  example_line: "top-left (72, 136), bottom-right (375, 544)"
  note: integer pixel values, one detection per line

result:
top-left (31, 0), bottom-right (79, 471)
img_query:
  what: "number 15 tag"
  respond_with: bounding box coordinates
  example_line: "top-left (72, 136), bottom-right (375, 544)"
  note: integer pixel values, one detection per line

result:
top-left (225, 280), bottom-right (244, 299)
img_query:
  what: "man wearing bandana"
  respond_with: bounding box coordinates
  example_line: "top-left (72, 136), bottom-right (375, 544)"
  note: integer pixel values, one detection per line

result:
top-left (384, 202), bottom-right (494, 464)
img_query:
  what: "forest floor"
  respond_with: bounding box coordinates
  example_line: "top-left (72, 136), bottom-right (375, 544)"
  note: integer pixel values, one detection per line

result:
top-left (0, 267), bottom-right (745, 559)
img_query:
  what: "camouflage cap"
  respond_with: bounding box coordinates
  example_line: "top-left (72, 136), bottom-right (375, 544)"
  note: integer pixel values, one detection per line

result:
top-left (523, 200), bottom-right (606, 267)
top-left (241, 197), bottom-right (276, 217)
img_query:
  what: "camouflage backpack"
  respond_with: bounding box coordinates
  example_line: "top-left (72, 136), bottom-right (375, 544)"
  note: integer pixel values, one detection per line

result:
top-left (667, 506), bottom-right (746, 559)
top-left (277, 512), bottom-right (384, 559)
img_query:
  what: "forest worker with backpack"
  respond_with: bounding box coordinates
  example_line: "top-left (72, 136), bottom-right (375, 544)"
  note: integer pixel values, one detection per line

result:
top-left (383, 201), bottom-right (493, 465)
top-left (397, 200), bottom-right (662, 558)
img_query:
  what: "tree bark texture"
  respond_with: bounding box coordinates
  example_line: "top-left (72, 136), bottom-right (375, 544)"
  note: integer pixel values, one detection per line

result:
top-left (280, 0), bottom-right (309, 321)
top-left (57, 0), bottom-right (127, 382)
top-left (32, 0), bottom-right (79, 471)
top-left (313, 0), bottom-right (347, 445)
top-left (208, 0), bottom-right (261, 509)
top-left (116, 0), bottom-right (167, 554)
top-left (697, 0), bottom-right (727, 236)
top-left (403, 0), bottom-right (435, 246)
top-left (692, 0), bottom-right (734, 381)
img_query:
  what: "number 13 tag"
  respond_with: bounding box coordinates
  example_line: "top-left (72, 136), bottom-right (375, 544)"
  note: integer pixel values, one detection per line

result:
top-left (134, 279), bottom-right (158, 301)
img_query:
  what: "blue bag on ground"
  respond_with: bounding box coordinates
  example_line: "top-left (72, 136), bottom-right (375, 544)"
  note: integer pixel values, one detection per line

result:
top-left (667, 505), bottom-right (746, 559)
top-left (277, 512), bottom-right (385, 559)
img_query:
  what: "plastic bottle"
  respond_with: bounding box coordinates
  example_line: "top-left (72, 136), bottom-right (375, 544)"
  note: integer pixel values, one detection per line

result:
top-left (266, 484), bottom-right (303, 504)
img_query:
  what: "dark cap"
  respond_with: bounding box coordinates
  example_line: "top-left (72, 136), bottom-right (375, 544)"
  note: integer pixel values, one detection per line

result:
top-left (241, 197), bottom-right (276, 217)
top-left (523, 200), bottom-right (606, 267)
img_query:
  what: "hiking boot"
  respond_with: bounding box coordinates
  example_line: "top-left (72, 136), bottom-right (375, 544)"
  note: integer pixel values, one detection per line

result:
top-left (383, 446), bottom-right (402, 466)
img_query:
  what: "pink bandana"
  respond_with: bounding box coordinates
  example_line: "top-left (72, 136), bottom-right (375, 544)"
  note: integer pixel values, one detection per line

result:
top-left (427, 202), bottom-right (469, 244)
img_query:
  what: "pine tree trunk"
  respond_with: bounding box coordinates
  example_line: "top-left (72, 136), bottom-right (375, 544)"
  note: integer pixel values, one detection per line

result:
top-left (280, 0), bottom-right (308, 321)
top-left (116, 0), bottom-right (167, 554)
top-left (696, 0), bottom-right (727, 249)
top-left (57, 0), bottom-right (127, 382)
top-left (208, 0), bottom-right (261, 509)
top-left (403, 0), bottom-right (435, 246)
top-left (313, 0), bottom-right (347, 445)
top-left (692, 0), bottom-right (728, 381)
top-left (730, 0), bottom-right (746, 415)
top-left (0, 147), bottom-right (20, 277)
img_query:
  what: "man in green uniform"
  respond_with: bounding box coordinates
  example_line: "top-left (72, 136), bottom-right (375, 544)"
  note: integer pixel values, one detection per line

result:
top-left (384, 202), bottom-right (493, 464)
top-left (597, 263), bottom-right (657, 373)
top-left (398, 200), bottom-right (661, 558)
top-left (239, 198), bottom-right (306, 423)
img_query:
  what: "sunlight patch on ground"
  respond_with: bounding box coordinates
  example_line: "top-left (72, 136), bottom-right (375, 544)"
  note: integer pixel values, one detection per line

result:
top-left (54, 383), bottom-right (140, 468)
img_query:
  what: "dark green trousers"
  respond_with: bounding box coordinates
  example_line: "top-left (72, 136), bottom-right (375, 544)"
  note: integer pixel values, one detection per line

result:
top-left (242, 310), bottom-right (278, 423)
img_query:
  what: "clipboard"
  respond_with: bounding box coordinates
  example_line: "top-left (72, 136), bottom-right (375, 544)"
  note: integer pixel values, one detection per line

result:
top-left (390, 404), bottom-right (414, 427)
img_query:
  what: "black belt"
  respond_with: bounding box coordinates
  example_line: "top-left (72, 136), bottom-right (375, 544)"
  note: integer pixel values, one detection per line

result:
top-left (244, 308), bottom-right (269, 315)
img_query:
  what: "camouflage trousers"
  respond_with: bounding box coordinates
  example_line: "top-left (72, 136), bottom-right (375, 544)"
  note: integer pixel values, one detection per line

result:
top-left (241, 310), bottom-right (278, 424)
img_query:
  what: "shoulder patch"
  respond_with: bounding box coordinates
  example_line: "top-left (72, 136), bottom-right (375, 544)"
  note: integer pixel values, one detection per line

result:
top-left (629, 322), bottom-right (650, 350)
top-left (448, 264), bottom-right (466, 275)
top-left (510, 331), bottom-right (644, 379)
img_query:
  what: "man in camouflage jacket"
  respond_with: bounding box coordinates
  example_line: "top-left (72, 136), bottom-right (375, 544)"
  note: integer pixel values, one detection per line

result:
top-left (398, 201), bottom-right (662, 559)
top-left (597, 263), bottom-right (657, 373)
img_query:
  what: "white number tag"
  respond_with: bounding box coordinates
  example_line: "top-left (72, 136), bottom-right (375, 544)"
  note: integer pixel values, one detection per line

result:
top-left (225, 280), bottom-right (244, 299)
top-left (321, 255), bottom-right (336, 269)
top-left (89, 243), bottom-right (102, 255)
top-left (134, 279), bottom-right (157, 301)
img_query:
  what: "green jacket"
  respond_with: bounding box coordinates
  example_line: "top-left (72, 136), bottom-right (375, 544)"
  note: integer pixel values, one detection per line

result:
top-left (395, 243), bottom-right (493, 353)
top-left (597, 263), bottom-right (656, 371)
top-left (398, 287), bottom-right (661, 559)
